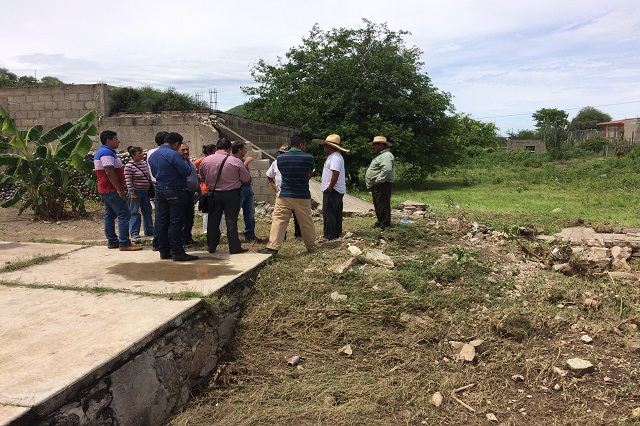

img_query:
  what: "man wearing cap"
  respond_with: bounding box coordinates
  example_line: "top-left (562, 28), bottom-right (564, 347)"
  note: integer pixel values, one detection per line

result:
top-left (259, 134), bottom-right (316, 255)
top-left (313, 134), bottom-right (349, 240)
top-left (365, 135), bottom-right (395, 229)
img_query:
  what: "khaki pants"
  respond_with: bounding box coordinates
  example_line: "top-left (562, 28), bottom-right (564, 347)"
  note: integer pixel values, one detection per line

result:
top-left (267, 196), bottom-right (316, 252)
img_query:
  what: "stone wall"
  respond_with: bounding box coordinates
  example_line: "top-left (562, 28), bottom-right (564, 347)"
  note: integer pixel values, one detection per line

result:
top-left (215, 112), bottom-right (299, 157)
top-left (0, 84), bottom-right (108, 129)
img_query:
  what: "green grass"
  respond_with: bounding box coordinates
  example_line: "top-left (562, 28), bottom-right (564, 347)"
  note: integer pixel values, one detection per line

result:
top-left (351, 150), bottom-right (640, 232)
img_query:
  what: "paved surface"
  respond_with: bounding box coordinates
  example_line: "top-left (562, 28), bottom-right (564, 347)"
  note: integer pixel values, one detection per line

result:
top-left (309, 180), bottom-right (374, 215)
top-left (0, 241), bottom-right (270, 425)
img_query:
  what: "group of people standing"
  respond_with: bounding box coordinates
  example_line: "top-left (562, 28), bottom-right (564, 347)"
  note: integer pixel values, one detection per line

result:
top-left (95, 129), bottom-right (396, 260)
top-left (258, 133), bottom-right (395, 255)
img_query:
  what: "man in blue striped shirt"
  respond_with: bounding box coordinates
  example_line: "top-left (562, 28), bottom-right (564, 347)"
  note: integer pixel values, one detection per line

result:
top-left (259, 135), bottom-right (317, 254)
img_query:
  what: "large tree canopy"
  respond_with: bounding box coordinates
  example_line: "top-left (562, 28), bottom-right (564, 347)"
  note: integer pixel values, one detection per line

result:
top-left (241, 20), bottom-right (458, 181)
top-left (570, 106), bottom-right (612, 131)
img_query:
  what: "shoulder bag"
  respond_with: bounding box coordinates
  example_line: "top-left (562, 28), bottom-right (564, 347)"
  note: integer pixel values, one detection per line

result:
top-left (198, 155), bottom-right (229, 213)
top-left (131, 162), bottom-right (155, 199)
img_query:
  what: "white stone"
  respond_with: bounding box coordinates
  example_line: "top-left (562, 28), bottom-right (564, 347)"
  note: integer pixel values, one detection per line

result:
top-left (364, 249), bottom-right (394, 268)
top-left (330, 291), bottom-right (347, 301)
top-left (431, 392), bottom-right (443, 407)
top-left (469, 339), bottom-right (484, 347)
top-left (458, 343), bottom-right (476, 362)
top-left (566, 358), bottom-right (595, 376)
top-left (347, 244), bottom-right (362, 256)
top-left (581, 334), bottom-right (593, 344)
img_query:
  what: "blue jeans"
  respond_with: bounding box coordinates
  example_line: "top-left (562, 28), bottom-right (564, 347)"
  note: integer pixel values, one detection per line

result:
top-left (128, 190), bottom-right (154, 238)
top-left (155, 186), bottom-right (186, 257)
top-left (182, 190), bottom-right (195, 243)
top-left (240, 185), bottom-right (256, 239)
top-left (101, 192), bottom-right (132, 247)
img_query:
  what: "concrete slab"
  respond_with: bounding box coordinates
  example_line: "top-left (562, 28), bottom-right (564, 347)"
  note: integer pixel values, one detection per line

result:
top-left (0, 241), bottom-right (84, 265)
top-left (0, 406), bottom-right (29, 426)
top-left (0, 247), bottom-right (270, 296)
top-left (0, 286), bottom-right (200, 420)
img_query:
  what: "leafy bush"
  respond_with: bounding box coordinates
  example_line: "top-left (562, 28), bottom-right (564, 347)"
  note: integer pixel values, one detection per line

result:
top-left (0, 105), bottom-right (97, 218)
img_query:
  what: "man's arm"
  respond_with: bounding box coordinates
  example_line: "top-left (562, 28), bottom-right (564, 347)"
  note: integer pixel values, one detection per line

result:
top-left (325, 170), bottom-right (339, 192)
top-left (267, 177), bottom-right (277, 192)
top-left (104, 168), bottom-right (126, 199)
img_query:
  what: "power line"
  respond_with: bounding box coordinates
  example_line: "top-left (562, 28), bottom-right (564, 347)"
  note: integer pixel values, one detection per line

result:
top-left (475, 100), bottom-right (640, 120)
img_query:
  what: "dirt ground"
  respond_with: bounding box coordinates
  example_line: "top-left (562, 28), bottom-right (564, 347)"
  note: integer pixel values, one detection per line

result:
top-left (2, 204), bottom-right (640, 425)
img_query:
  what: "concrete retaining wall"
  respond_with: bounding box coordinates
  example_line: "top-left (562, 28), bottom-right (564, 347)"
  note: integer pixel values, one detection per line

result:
top-left (14, 277), bottom-right (254, 426)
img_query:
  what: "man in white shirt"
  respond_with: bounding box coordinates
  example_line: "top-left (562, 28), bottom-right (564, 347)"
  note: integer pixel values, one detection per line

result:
top-left (313, 134), bottom-right (349, 240)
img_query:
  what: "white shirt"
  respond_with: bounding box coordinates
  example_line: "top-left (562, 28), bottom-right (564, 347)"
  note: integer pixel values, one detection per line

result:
top-left (146, 147), bottom-right (159, 183)
top-left (321, 151), bottom-right (346, 194)
top-left (266, 160), bottom-right (282, 191)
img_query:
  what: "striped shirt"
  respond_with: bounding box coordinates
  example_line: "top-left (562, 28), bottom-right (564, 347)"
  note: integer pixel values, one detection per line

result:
top-left (124, 160), bottom-right (152, 191)
top-left (94, 145), bottom-right (125, 194)
top-left (277, 149), bottom-right (314, 199)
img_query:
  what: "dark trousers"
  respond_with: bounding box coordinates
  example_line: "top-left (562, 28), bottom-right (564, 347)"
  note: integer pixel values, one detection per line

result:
top-left (155, 186), bottom-right (186, 257)
top-left (322, 189), bottom-right (344, 239)
top-left (371, 182), bottom-right (392, 228)
top-left (207, 189), bottom-right (242, 253)
top-left (182, 190), bottom-right (195, 243)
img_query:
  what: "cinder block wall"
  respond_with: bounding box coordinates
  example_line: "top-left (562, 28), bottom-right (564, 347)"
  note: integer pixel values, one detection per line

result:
top-left (216, 112), bottom-right (299, 157)
top-left (507, 139), bottom-right (546, 153)
top-left (0, 84), bottom-right (108, 129)
top-left (97, 114), bottom-right (219, 156)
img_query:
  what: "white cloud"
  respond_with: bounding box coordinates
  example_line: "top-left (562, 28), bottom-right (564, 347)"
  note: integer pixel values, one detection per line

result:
top-left (2, 0), bottom-right (639, 132)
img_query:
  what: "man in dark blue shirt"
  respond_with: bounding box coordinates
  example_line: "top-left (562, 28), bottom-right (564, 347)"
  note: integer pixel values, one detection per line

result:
top-left (259, 135), bottom-right (317, 255)
top-left (148, 132), bottom-right (198, 262)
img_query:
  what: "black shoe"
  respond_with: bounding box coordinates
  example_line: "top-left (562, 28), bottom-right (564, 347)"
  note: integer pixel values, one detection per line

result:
top-left (173, 253), bottom-right (199, 262)
top-left (160, 253), bottom-right (171, 260)
top-left (152, 246), bottom-right (159, 251)
top-left (230, 247), bottom-right (249, 254)
top-left (184, 239), bottom-right (197, 246)
top-left (258, 248), bottom-right (278, 255)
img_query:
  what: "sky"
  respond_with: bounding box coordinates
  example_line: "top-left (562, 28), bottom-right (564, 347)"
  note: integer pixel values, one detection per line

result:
top-left (3, 0), bottom-right (640, 135)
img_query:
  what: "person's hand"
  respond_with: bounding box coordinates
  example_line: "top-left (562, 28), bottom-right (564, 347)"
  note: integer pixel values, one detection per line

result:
top-left (117, 189), bottom-right (126, 199)
top-left (130, 190), bottom-right (137, 200)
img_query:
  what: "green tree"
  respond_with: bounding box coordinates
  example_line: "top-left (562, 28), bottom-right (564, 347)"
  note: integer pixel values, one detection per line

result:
top-left (569, 106), bottom-right (612, 130)
top-left (0, 104), bottom-right (97, 219)
top-left (17, 75), bottom-right (38, 86)
top-left (452, 114), bottom-right (498, 148)
top-left (40, 76), bottom-right (64, 86)
top-left (533, 108), bottom-right (569, 160)
top-left (507, 129), bottom-right (541, 140)
top-left (241, 19), bottom-right (458, 181)
top-left (0, 68), bottom-right (18, 87)
top-left (108, 86), bottom-right (207, 114)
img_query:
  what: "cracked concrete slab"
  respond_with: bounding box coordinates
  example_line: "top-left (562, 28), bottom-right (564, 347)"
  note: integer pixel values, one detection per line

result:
top-left (0, 246), bottom-right (270, 296)
top-left (0, 241), bottom-right (84, 265)
top-left (0, 286), bottom-right (200, 421)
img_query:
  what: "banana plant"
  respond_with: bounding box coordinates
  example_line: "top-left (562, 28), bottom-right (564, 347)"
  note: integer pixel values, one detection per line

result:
top-left (0, 104), bottom-right (97, 219)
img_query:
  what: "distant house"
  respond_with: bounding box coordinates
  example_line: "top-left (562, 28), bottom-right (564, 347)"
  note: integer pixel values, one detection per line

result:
top-left (597, 118), bottom-right (640, 145)
top-left (507, 139), bottom-right (546, 153)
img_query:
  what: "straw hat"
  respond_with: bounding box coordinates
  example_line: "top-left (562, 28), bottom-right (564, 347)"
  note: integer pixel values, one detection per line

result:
top-left (312, 134), bottom-right (350, 152)
top-left (369, 135), bottom-right (392, 146)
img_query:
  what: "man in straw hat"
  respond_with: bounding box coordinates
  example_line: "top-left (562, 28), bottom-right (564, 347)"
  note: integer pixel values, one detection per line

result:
top-left (313, 134), bottom-right (349, 240)
top-left (259, 134), bottom-right (317, 255)
top-left (365, 135), bottom-right (395, 228)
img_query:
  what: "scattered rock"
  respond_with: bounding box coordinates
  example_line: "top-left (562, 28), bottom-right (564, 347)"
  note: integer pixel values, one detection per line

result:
top-left (553, 384), bottom-right (562, 391)
top-left (511, 374), bottom-right (525, 382)
top-left (582, 297), bottom-right (600, 310)
top-left (552, 263), bottom-right (574, 276)
top-left (330, 292), bottom-right (348, 301)
top-left (449, 341), bottom-right (465, 351)
top-left (323, 395), bottom-right (336, 406)
top-left (608, 271), bottom-right (638, 282)
top-left (329, 257), bottom-right (357, 274)
top-left (469, 339), bottom-right (484, 347)
top-left (627, 339), bottom-right (640, 353)
top-left (632, 407), bottom-right (640, 418)
top-left (431, 392), bottom-right (443, 407)
top-left (553, 367), bottom-right (568, 377)
top-left (486, 413), bottom-right (498, 422)
top-left (566, 358), bottom-right (595, 376)
top-left (364, 249), bottom-right (394, 268)
top-left (458, 343), bottom-right (476, 362)
top-left (338, 344), bottom-right (353, 356)
top-left (581, 334), bottom-right (593, 344)
top-left (347, 244), bottom-right (362, 256)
